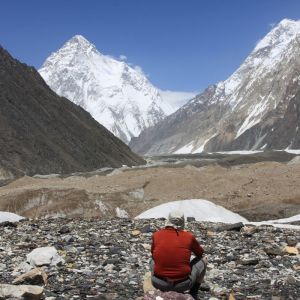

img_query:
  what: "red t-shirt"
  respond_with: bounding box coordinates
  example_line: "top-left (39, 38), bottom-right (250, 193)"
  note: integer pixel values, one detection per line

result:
top-left (151, 227), bottom-right (204, 280)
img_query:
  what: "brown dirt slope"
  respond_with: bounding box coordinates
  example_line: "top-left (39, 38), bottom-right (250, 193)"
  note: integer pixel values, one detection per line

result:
top-left (0, 46), bottom-right (144, 178)
top-left (0, 160), bottom-right (299, 221)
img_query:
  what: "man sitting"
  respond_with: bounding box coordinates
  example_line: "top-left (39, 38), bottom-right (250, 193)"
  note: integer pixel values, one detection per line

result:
top-left (150, 210), bottom-right (207, 300)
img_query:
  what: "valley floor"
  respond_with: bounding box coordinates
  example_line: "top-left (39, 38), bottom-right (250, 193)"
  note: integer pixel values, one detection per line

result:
top-left (0, 152), bottom-right (300, 221)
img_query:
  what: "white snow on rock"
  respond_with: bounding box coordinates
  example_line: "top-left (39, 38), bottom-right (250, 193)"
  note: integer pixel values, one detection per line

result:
top-left (115, 207), bottom-right (129, 218)
top-left (135, 199), bottom-right (248, 223)
top-left (285, 149), bottom-right (300, 154)
top-left (249, 214), bottom-right (300, 230)
top-left (266, 214), bottom-right (300, 224)
top-left (39, 35), bottom-right (174, 144)
top-left (26, 247), bottom-right (64, 267)
top-left (0, 212), bottom-right (24, 223)
top-left (214, 150), bottom-right (263, 155)
top-left (149, 19), bottom-right (300, 155)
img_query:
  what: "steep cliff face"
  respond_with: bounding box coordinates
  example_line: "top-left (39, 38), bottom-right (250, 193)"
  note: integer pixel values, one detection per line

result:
top-left (228, 86), bottom-right (300, 151)
top-left (0, 46), bottom-right (145, 178)
top-left (39, 35), bottom-right (172, 144)
top-left (130, 19), bottom-right (300, 155)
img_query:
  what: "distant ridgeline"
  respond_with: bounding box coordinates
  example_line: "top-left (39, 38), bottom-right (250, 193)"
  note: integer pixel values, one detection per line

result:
top-left (0, 46), bottom-right (145, 179)
top-left (130, 19), bottom-right (300, 155)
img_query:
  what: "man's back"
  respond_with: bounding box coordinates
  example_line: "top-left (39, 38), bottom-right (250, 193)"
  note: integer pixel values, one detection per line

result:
top-left (151, 227), bottom-right (204, 280)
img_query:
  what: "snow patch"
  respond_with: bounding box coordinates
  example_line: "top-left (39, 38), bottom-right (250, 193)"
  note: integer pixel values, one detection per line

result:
top-left (213, 150), bottom-right (263, 155)
top-left (173, 141), bottom-right (195, 154)
top-left (249, 214), bottom-right (300, 230)
top-left (95, 200), bottom-right (108, 213)
top-left (285, 149), bottom-right (300, 154)
top-left (0, 212), bottom-right (25, 223)
top-left (115, 207), bottom-right (129, 218)
top-left (135, 199), bottom-right (248, 223)
top-left (236, 100), bottom-right (267, 138)
top-left (192, 133), bottom-right (218, 153)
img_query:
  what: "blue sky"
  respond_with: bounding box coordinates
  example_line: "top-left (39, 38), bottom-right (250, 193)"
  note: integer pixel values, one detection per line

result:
top-left (1, 0), bottom-right (300, 92)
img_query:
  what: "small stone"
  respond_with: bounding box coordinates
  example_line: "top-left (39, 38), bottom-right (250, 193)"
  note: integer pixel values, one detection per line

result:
top-left (103, 258), bottom-right (120, 266)
top-left (240, 257), bottom-right (259, 266)
top-left (143, 290), bottom-right (194, 299)
top-left (293, 263), bottom-right (300, 271)
top-left (143, 271), bottom-right (154, 293)
top-left (286, 275), bottom-right (296, 285)
top-left (228, 292), bottom-right (236, 300)
top-left (13, 268), bottom-right (47, 285)
top-left (206, 230), bottom-right (216, 237)
top-left (286, 236), bottom-right (297, 247)
top-left (132, 230), bottom-right (141, 236)
top-left (104, 264), bottom-right (115, 272)
top-left (141, 225), bottom-right (152, 233)
top-left (0, 263), bottom-right (6, 271)
top-left (264, 244), bottom-right (283, 256)
top-left (200, 282), bottom-right (210, 291)
top-left (283, 246), bottom-right (299, 255)
top-left (63, 235), bottom-right (74, 243)
top-left (142, 243), bottom-right (151, 250)
top-left (241, 226), bottom-right (257, 236)
top-left (59, 225), bottom-right (70, 234)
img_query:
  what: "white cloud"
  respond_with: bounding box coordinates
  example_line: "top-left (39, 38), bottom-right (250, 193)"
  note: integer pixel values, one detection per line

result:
top-left (119, 54), bottom-right (127, 61)
top-left (133, 65), bottom-right (145, 74)
top-left (159, 89), bottom-right (197, 111)
top-left (268, 22), bottom-right (276, 28)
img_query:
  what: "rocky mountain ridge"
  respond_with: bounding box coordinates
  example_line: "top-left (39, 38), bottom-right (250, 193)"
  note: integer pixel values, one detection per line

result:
top-left (39, 35), bottom-right (173, 144)
top-left (0, 46), bottom-right (144, 179)
top-left (130, 19), bottom-right (300, 155)
top-left (0, 218), bottom-right (299, 299)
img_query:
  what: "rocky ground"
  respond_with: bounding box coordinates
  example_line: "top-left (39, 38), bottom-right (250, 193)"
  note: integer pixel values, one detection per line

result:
top-left (0, 217), bottom-right (299, 299)
top-left (0, 152), bottom-right (300, 222)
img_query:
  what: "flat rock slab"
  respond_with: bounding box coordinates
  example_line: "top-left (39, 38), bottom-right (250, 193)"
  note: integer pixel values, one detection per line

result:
top-left (13, 268), bottom-right (47, 285)
top-left (144, 290), bottom-right (194, 300)
top-left (216, 222), bottom-right (244, 232)
top-left (0, 284), bottom-right (43, 299)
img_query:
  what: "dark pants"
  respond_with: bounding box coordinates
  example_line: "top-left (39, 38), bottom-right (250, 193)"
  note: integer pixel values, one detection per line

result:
top-left (150, 257), bottom-right (206, 293)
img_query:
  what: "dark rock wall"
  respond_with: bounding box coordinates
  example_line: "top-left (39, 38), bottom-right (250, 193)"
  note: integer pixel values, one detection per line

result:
top-left (0, 46), bottom-right (145, 176)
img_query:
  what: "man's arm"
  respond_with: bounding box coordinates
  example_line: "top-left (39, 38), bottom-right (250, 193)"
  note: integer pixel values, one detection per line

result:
top-left (191, 235), bottom-right (204, 257)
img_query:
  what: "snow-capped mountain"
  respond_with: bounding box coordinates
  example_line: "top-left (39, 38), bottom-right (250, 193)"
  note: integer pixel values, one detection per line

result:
top-left (130, 19), bottom-right (300, 154)
top-left (39, 35), bottom-right (173, 143)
